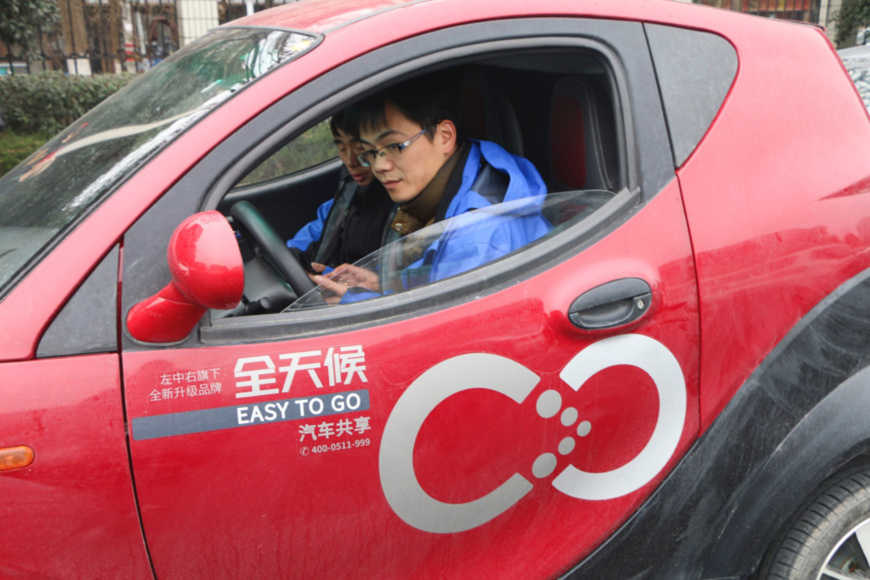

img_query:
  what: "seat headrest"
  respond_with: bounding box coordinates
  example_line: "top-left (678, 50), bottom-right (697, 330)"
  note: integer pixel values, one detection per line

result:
top-left (462, 71), bottom-right (524, 157)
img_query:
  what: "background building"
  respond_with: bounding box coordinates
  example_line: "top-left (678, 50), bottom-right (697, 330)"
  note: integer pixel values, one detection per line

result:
top-left (1, 0), bottom-right (296, 76)
top-left (688, 0), bottom-right (847, 46)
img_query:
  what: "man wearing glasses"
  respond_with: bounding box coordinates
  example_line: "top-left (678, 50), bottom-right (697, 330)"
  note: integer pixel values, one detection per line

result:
top-left (314, 73), bottom-right (551, 302)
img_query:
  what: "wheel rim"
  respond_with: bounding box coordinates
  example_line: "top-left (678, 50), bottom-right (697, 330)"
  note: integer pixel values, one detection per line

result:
top-left (820, 518), bottom-right (870, 579)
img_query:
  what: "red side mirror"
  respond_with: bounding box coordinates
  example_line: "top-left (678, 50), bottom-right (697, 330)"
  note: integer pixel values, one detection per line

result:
top-left (126, 211), bottom-right (243, 343)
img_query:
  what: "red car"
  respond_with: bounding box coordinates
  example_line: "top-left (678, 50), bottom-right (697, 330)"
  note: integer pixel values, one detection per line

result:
top-left (2, 1), bottom-right (870, 578)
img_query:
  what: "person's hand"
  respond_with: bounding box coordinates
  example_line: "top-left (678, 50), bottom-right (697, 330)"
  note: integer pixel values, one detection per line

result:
top-left (311, 264), bottom-right (379, 304)
top-left (307, 262), bottom-right (327, 284)
top-left (310, 274), bottom-right (346, 304)
top-left (327, 264), bottom-right (379, 291)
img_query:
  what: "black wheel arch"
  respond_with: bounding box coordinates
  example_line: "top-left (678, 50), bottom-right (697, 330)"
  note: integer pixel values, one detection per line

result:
top-left (706, 366), bottom-right (870, 578)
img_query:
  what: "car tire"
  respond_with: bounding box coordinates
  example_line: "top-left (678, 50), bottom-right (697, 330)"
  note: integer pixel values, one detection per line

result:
top-left (757, 462), bottom-right (870, 580)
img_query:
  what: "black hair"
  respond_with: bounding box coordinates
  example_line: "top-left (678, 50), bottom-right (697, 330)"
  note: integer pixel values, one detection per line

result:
top-left (350, 71), bottom-right (463, 141)
top-left (329, 109), bottom-right (360, 138)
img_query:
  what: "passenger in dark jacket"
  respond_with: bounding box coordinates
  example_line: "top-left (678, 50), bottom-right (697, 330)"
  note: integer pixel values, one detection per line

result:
top-left (286, 111), bottom-right (395, 273)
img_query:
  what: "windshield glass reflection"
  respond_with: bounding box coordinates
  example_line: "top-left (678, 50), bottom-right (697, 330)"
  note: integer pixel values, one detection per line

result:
top-left (0, 27), bottom-right (316, 295)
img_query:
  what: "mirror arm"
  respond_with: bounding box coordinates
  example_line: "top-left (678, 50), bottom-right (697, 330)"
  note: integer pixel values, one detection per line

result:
top-left (127, 282), bottom-right (211, 343)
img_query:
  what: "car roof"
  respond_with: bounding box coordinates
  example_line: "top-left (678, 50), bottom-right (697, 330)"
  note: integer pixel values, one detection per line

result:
top-left (224, 0), bottom-right (419, 34)
top-left (223, 0), bottom-right (762, 37)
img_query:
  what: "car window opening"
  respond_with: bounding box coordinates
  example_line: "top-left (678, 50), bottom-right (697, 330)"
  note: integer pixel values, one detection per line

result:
top-left (218, 49), bottom-right (625, 319)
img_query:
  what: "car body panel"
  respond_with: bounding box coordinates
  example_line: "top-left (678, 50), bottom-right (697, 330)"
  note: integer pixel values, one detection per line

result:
top-left (673, 16), bottom-right (870, 429)
top-left (0, 354), bottom-right (150, 578)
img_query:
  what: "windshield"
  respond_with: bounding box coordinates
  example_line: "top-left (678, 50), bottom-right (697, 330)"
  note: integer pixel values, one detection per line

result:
top-left (0, 26), bottom-right (316, 295)
top-left (291, 189), bottom-right (616, 308)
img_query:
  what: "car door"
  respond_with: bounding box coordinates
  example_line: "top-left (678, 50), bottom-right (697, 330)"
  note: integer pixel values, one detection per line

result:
top-left (120, 18), bottom-right (699, 579)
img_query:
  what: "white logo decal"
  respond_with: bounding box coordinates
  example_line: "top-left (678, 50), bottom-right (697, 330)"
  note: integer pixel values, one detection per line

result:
top-left (553, 334), bottom-right (686, 500)
top-left (379, 335), bottom-right (686, 533)
top-left (379, 354), bottom-right (539, 534)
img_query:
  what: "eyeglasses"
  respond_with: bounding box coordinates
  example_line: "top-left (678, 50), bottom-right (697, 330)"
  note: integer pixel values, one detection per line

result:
top-left (356, 126), bottom-right (433, 167)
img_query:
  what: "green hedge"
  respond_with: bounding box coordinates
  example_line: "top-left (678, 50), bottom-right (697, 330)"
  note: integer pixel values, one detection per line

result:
top-left (0, 71), bottom-right (135, 135)
top-left (0, 131), bottom-right (46, 175)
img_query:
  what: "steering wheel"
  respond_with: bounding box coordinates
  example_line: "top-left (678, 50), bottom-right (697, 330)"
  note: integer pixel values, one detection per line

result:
top-left (230, 200), bottom-right (320, 301)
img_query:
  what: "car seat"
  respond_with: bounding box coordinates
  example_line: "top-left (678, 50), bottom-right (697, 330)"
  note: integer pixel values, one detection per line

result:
top-left (548, 77), bottom-right (618, 192)
top-left (461, 70), bottom-right (524, 157)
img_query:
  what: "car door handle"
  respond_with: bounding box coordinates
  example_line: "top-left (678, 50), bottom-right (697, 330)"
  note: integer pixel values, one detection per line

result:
top-left (568, 278), bottom-right (652, 330)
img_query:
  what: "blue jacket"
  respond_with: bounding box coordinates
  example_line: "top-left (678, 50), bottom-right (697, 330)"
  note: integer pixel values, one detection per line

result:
top-left (343, 140), bottom-right (550, 302)
top-left (287, 197), bottom-right (333, 254)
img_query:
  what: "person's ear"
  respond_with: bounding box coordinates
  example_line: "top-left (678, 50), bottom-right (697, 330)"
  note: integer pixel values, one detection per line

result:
top-left (436, 119), bottom-right (457, 156)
